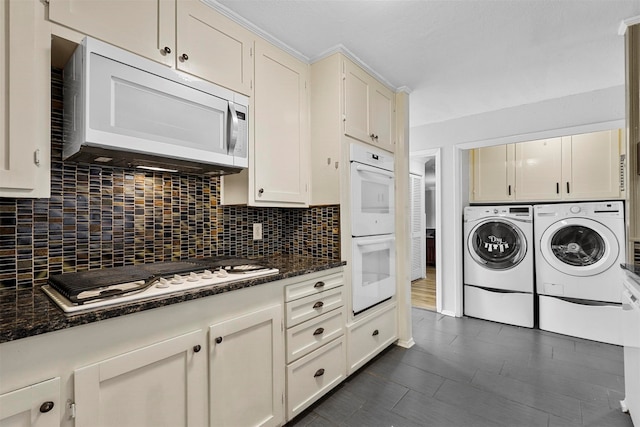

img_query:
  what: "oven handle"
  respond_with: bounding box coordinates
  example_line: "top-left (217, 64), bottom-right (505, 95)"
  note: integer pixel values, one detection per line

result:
top-left (355, 164), bottom-right (394, 179)
top-left (356, 237), bottom-right (395, 247)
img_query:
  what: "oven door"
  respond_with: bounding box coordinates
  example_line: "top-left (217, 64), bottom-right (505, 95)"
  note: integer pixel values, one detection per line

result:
top-left (352, 234), bottom-right (396, 314)
top-left (350, 161), bottom-right (395, 236)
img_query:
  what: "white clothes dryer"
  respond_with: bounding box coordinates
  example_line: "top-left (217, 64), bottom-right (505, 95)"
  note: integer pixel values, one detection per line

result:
top-left (534, 201), bottom-right (625, 344)
top-left (463, 205), bottom-right (534, 327)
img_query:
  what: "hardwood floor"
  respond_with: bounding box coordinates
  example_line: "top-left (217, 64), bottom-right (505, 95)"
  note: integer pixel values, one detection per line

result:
top-left (411, 267), bottom-right (436, 311)
top-left (288, 308), bottom-right (631, 427)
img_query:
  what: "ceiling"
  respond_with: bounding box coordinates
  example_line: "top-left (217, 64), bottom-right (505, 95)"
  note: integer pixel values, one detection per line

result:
top-left (215, 0), bottom-right (640, 129)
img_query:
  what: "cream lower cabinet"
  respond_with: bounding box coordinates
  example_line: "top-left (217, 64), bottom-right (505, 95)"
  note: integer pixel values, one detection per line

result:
top-left (470, 130), bottom-right (623, 203)
top-left (0, 378), bottom-right (60, 427)
top-left (347, 302), bottom-right (397, 375)
top-left (284, 272), bottom-right (346, 421)
top-left (74, 330), bottom-right (207, 427)
top-left (208, 305), bottom-right (284, 427)
top-left (49, 0), bottom-right (253, 95)
top-left (0, 0), bottom-right (50, 198)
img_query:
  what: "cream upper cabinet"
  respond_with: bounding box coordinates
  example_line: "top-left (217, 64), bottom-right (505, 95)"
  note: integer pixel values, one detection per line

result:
top-left (251, 39), bottom-right (309, 206)
top-left (49, 0), bottom-right (175, 67)
top-left (561, 130), bottom-right (622, 200)
top-left (470, 144), bottom-right (515, 202)
top-left (343, 59), bottom-right (395, 152)
top-left (0, 378), bottom-right (60, 427)
top-left (0, 0), bottom-right (50, 198)
top-left (209, 305), bottom-right (284, 427)
top-left (176, 0), bottom-right (253, 95)
top-left (49, 0), bottom-right (253, 95)
top-left (514, 138), bottom-right (563, 201)
top-left (74, 330), bottom-right (207, 427)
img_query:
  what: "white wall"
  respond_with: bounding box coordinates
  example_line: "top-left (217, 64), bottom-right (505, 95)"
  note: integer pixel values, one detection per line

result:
top-left (410, 85), bottom-right (626, 316)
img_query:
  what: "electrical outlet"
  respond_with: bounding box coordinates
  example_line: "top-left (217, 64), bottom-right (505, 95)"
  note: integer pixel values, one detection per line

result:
top-left (253, 223), bottom-right (263, 241)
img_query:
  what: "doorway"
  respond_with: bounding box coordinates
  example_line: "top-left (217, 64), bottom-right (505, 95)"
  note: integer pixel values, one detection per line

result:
top-left (409, 152), bottom-right (439, 312)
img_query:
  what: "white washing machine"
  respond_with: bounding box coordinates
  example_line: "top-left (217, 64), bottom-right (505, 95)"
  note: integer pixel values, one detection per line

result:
top-left (534, 201), bottom-right (625, 345)
top-left (463, 205), bottom-right (534, 327)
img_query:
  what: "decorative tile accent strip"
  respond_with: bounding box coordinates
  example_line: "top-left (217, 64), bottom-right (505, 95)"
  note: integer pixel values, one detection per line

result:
top-left (0, 68), bottom-right (340, 290)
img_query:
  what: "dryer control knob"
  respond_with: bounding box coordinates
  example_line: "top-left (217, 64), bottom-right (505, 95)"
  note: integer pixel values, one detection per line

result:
top-left (493, 209), bottom-right (499, 214)
top-left (570, 206), bottom-right (581, 214)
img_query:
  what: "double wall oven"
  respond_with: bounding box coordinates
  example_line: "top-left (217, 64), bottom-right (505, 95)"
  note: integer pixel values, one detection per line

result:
top-left (350, 143), bottom-right (396, 315)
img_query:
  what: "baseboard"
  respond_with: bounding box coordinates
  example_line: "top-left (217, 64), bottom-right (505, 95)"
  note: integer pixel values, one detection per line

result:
top-left (395, 338), bottom-right (415, 349)
top-left (441, 310), bottom-right (457, 317)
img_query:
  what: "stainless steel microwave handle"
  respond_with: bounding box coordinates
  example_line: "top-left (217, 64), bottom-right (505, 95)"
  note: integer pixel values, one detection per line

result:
top-left (355, 164), bottom-right (394, 179)
top-left (228, 102), bottom-right (239, 154)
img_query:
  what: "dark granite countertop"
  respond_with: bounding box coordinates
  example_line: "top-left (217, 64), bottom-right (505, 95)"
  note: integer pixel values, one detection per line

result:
top-left (0, 255), bottom-right (345, 344)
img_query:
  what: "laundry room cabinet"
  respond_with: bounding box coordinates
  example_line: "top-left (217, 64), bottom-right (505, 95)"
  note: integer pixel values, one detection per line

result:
top-left (48, 0), bottom-right (254, 95)
top-left (470, 129), bottom-right (623, 203)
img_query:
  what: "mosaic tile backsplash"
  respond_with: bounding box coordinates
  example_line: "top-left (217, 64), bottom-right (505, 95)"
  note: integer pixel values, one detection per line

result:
top-left (0, 69), bottom-right (340, 290)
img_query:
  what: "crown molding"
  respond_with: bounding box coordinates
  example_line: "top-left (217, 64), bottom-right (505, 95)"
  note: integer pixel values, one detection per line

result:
top-left (619, 15), bottom-right (640, 36)
top-left (396, 86), bottom-right (412, 94)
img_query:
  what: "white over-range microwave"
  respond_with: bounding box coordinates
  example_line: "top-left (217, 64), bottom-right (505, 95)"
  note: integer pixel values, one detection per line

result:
top-left (63, 37), bottom-right (248, 175)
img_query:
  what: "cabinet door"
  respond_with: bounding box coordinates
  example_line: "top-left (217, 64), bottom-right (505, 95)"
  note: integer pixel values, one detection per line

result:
top-left (562, 130), bottom-right (621, 200)
top-left (0, 0), bottom-right (50, 198)
top-left (343, 59), bottom-right (371, 144)
top-left (253, 39), bottom-right (309, 206)
top-left (471, 144), bottom-right (515, 202)
top-left (369, 81), bottom-right (395, 151)
top-left (49, 0), bottom-right (175, 67)
top-left (177, 0), bottom-right (253, 95)
top-left (209, 305), bottom-right (284, 427)
top-left (74, 330), bottom-right (207, 427)
top-left (515, 138), bottom-right (562, 201)
top-left (0, 378), bottom-right (60, 427)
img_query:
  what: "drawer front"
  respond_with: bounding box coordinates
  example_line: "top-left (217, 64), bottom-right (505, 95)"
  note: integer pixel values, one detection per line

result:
top-left (286, 337), bottom-right (346, 420)
top-left (286, 287), bottom-right (344, 327)
top-left (285, 272), bottom-right (343, 302)
top-left (347, 303), bottom-right (397, 375)
top-left (287, 309), bottom-right (344, 363)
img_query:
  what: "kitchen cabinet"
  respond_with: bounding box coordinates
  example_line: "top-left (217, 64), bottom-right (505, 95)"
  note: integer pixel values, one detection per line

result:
top-left (470, 130), bottom-right (623, 203)
top-left (74, 330), bottom-right (207, 427)
top-left (470, 144), bottom-right (515, 202)
top-left (48, 0), bottom-right (253, 95)
top-left (347, 302), bottom-right (397, 375)
top-left (344, 59), bottom-right (395, 152)
top-left (0, 0), bottom-right (50, 198)
top-left (284, 271), bottom-right (346, 420)
top-left (222, 38), bottom-right (310, 207)
top-left (309, 53), bottom-right (397, 205)
top-left (208, 305), bottom-right (284, 427)
top-left (0, 378), bottom-right (60, 427)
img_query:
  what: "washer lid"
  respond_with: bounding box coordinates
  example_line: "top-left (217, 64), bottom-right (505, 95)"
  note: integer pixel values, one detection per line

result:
top-left (468, 219), bottom-right (527, 270)
top-left (540, 218), bottom-right (619, 277)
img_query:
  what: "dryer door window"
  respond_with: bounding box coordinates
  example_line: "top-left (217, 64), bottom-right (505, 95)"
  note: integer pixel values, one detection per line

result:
top-left (468, 220), bottom-right (527, 270)
top-left (539, 218), bottom-right (619, 277)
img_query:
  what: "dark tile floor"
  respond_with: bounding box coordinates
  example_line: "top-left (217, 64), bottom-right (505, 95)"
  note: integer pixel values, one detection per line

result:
top-left (288, 308), bottom-right (633, 427)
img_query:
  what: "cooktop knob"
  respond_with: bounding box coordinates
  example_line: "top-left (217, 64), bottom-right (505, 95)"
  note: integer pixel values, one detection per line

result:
top-left (156, 277), bottom-right (170, 288)
top-left (570, 206), bottom-right (581, 214)
top-left (202, 270), bottom-right (213, 279)
top-left (187, 272), bottom-right (199, 282)
top-left (172, 274), bottom-right (184, 285)
top-left (217, 268), bottom-right (229, 278)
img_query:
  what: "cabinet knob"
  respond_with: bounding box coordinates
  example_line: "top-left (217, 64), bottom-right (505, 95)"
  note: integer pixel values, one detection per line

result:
top-left (163, 46), bottom-right (171, 54)
top-left (313, 281), bottom-right (325, 289)
top-left (314, 368), bottom-right (325, 378)
top-left (372, 329), bottom-right (379, 336)
top-left (370, 133), bottom-right (376, 139)
top-left (193, 345), bottom-right (202, 353)
top-left (313, 327), bottom-right (325, 336)
top-left (258, 188), bottom-right (264, 196)
top-left (313, 301), bottom-right (324, 309)
top-left (374, 135), bottom-right (379, 140)
top-left (181, 53), bottom-right (189, 61)
top-left (215, 337), bottom-right (223, 344)
top-left (39, 401), bottom-right (54, 413)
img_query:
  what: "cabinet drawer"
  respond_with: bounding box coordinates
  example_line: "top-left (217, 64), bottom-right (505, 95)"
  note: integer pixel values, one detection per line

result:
top-left (286, 287), bottom-right (344, 327)
top-left (287, 309), bottom-right (344, 363)
top-left (286, 337), bottom-right (346, 420)
top-left (284, 272), bottom-right (343, 302)
top-left (347, 303), bottom-right (397, 374)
